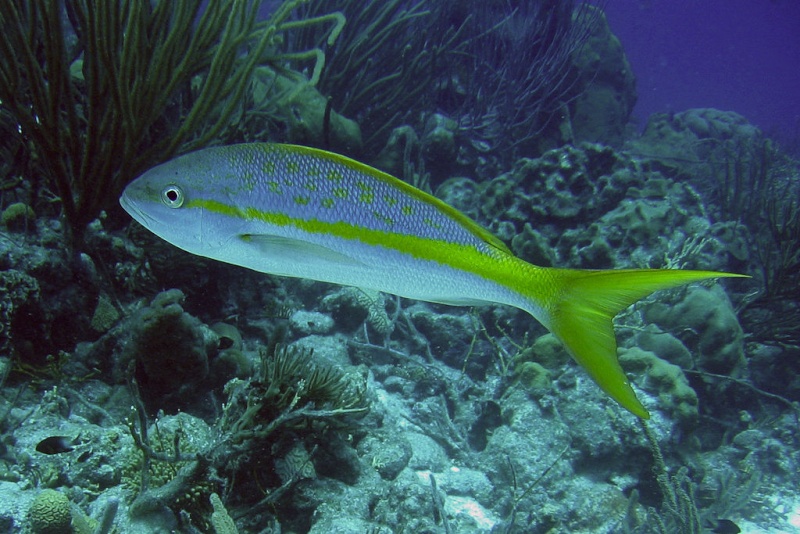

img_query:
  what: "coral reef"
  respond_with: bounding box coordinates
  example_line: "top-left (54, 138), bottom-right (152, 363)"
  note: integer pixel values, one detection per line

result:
top-left (27, 489), bottom-right (72, 534)
top-left (0, 3), bottom-right (797, 533)
top-left (644, 285), bottom-right (746, 376)
top-left (619, 347), bottom-right (699, 426)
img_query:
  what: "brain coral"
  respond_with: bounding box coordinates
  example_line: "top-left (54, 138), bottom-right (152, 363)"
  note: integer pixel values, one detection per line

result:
top-left (28, 489), bottom-right (72, 534)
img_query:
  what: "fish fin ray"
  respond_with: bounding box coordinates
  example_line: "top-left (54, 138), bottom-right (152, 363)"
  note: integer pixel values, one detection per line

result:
top-left (543, 268), bottom-right (748, 419)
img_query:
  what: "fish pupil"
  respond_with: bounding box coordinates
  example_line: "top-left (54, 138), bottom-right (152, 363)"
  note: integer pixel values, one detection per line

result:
top-left (161, 185), bottom-right (184, 208)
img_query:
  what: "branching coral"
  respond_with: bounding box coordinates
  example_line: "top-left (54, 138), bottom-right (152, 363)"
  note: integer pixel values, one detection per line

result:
top-left (714, 136), bottom-right (800, 347)
top-left (223, 344), bottom-right (367, 447)
top-left (0, 0), bottom-right (342, 246)
top-left (434, 1), bottom-right (602, 161)
top-left (625, 421), bottom-right (763, 534)
top-left (745, 171), bottom-right (800, 347)
top-left (119, 318), bottom-right (368, 525)
top-left (292, 0), bottom-right (468, 155)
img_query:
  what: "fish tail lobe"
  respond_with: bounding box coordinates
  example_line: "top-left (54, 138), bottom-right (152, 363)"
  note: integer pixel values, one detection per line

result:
top-left (541, 268), bottom-right (747, 419)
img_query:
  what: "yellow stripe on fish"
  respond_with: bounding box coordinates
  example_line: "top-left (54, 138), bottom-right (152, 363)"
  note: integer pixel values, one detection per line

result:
top-left (120, 143), bottom-right (747, 418)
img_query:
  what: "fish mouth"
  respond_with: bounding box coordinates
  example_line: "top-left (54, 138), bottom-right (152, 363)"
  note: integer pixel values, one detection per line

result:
top-left (119, 192), bottom-right (157, 229)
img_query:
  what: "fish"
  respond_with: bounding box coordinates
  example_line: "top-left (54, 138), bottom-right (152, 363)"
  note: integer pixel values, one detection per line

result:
top-left (35, 435), bottom-right (76, 455)
top-left (707, 519), bottom-right (741, 534)
top-left (120, 143), bottom-right (746, 418)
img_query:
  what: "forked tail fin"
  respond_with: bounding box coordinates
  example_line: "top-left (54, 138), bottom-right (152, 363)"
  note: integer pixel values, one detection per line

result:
top-left (542, 268), bottom-right (747, 418)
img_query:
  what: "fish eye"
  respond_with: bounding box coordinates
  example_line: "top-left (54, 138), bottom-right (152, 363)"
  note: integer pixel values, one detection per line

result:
top-left (161, 185), bottom-right (184, 208)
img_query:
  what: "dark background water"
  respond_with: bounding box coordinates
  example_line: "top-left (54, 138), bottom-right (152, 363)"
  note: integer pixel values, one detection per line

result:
top-left (602, 0), bottom-right (800, 143)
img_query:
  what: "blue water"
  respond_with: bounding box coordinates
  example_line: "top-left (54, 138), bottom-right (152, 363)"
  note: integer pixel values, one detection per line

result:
top-left (603, 0), bottom-right (800, 142)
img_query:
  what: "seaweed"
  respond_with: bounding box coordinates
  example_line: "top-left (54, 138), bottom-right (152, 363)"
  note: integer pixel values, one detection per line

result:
top-left (228, 344), bottom-right (366, 437)
top-left (293, 0), bottom-right (465, 155)
top-left (715, 137), bottom-right (800, 347)
top-left (436, 0), bottom-right (603, 163)
top-left (625, 420), bottom-right (762, 534)
top-left (0, 0), bottom-right (342, 246)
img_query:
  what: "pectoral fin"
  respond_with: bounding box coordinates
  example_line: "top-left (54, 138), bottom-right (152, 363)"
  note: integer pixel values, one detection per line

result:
top-left (239, 234), bottom-right (363, 267)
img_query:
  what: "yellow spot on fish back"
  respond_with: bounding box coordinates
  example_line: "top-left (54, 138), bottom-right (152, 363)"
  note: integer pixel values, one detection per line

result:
top-left (263, 160), bottom-right (276, 175)
top-left (333, 187), bottom-right (348, 199)
top-left (286, 161), bottom-right (300, 174)
top-left (359, 192), bottom-right (375, 204)
top-left (304, 181), bottom-right (318, 192)
top-left (268, 181), bottom-right (281, 194)
top-left (294, 195), bottom-right (310, 206)
top-left (321, 198), bottom-right (335, 209)
top-left (326, 169), bottom-right (344, 182)
top-left (384, 195), bottom-right (398, 206)
top-left (259, 144), bottom-right (277, 155)
top-left (423, 217), bottom-right (442, 229)
top-left (356, 181), bottom-right (372, 192)
top-left (242, 171), bottom-right (256, 191)
top-left (401, 205), bottom-right (413, 216)
top-left (373, 211), bottom-right (394, 226)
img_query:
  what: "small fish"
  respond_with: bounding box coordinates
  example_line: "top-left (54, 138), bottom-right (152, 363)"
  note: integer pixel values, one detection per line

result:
top-left (35, 436), bottom-right (75, 455)
top-left (120, 143), bottom-right (746, 418)
top-left (708, 519), bottom-right (741, 534)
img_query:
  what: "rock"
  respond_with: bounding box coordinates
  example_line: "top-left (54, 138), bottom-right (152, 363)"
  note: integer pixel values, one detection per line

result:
top-left (619, 346), bottom-right (699, 425)
top-left (570, 6), bottom-right (637, 146)
top-left (251, 66), bottom-right (363, 153)
top-left (644, 285), bottom-right (746, 376)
